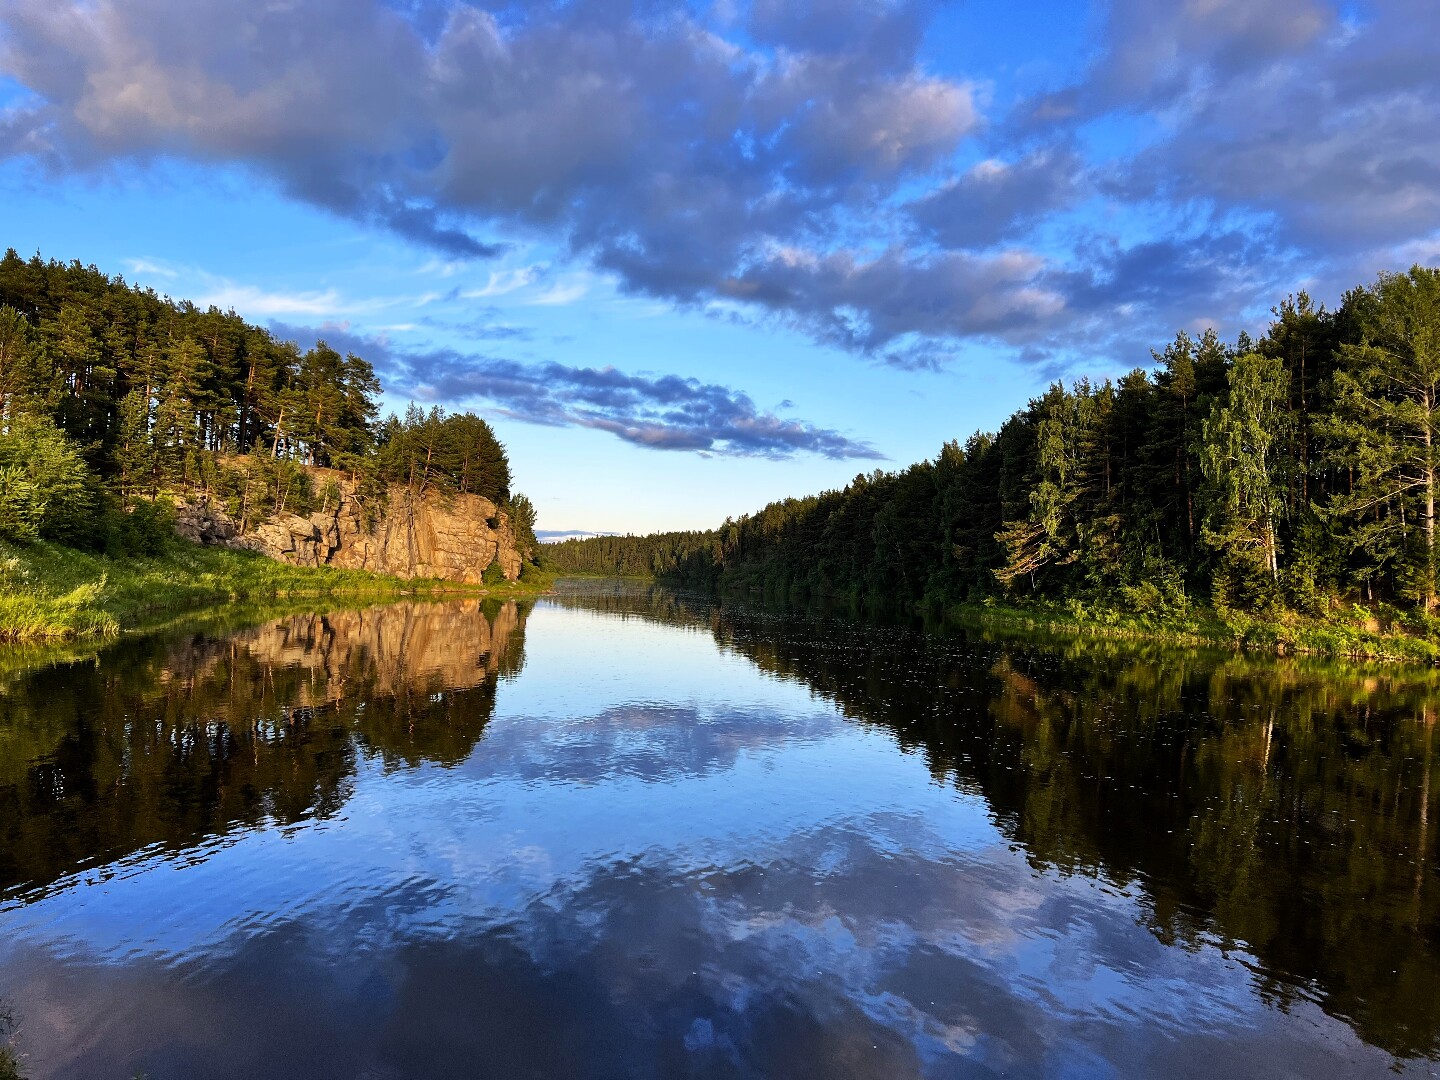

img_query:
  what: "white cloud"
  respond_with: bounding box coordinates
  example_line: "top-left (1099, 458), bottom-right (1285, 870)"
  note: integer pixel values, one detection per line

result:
top-left (123, 257), bottom-right (177, 278)
top-left (526, 279), bottom-right (589, 306)
top-left (194, 284), bottom-right (351, 319)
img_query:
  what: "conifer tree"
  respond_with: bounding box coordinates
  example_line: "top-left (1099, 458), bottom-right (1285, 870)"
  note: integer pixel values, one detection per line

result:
top-left (0, 306), bottom-right (46, 422)
top-left (1323, 267), bottom-right (1440, 609)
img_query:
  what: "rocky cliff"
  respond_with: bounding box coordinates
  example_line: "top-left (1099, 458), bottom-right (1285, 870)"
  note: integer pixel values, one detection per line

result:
top-left (175, 470), bottom-right (526, 583)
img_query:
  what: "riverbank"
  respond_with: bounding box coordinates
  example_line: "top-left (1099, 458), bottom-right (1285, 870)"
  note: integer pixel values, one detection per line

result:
top-left (627, 574), bottom-right (1440, 664)
top-left (939, 596), bottom-right (1440, 664)
top-left (0, 539), bottom-right (553, 645)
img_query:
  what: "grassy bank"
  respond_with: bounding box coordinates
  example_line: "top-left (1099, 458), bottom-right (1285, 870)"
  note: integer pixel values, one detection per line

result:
top-left (0, 1001), bottom-right (20, 1080)
top-left (627, 572), bottom-right (1440, 664)
top-left (0, 539), bottom-right (551, 644)
top-left (555, 573), bottom-right (1440, 664)
top-left (939, 596), bottom-right (1440, 664)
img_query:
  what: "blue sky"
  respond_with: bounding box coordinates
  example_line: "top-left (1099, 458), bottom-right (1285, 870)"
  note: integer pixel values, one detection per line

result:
top-left (1, 0), bottom-right (1437, 536)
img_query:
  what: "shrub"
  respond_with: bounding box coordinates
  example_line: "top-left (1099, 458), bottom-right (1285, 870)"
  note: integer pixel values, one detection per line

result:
top-left (110, 497), bottom-right (176, 557)
top-left (1211, 554), bottom-right (1282, 617)
top-left (246, 456), bottom-right (316, 521)
top-left (1117, 555), bottom-right (1190, 619)
top-left (0, 1002), bottom-right (21, 1080)
top-left (0, 417), bottom-right (95, 543)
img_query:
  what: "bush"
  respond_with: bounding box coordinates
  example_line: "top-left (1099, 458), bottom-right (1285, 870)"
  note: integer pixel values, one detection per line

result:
top-left (1211, 554), bottom-right (1283, 617)
top-left (229, 456), bottom-right (316, 525)
top-left (108, 497), bottom-right (175, 557)
top-left (1117, 556), bottom-right (1190, 619)
top-left (1281, 559), bottom-right (1329, 618)
top-left (0, 465), bottom-right (41, 542)
top-left (0, 417), bottom-right (96, 544)
top-left (0, 1001), bottom-right (21, 1080)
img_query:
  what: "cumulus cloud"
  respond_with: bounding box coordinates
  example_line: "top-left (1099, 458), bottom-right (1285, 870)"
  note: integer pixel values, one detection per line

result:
top-left (1130, 9), bottom-right (1440, 254)
top-left (908, 149), bottom-right (1085, 251)
top-left (270, 321), bottom-right (884, 460)
top-left (1024, 0), bottom-right (1440, 257)
top-left (720, 246), bottom-right (1066, 359)
top-left (0, 0), bottom-right (989, 358)
top-left (1091, 0), bottom-right (1333, 103)
top-left (2, 0), bottom-right (1437, 371)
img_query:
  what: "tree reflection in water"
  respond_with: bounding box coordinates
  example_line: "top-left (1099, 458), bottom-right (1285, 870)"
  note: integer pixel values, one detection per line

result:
top-left (550, 582), bottom-right (1440, 1060)
top-left (0, 599), bottom-right (530, 900)
top-left (0, 583), bottom-right (1437, 1066)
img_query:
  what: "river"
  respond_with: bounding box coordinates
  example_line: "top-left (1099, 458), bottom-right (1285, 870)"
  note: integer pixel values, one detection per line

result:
top-left (0, 581), bottom-right (1437, 1078)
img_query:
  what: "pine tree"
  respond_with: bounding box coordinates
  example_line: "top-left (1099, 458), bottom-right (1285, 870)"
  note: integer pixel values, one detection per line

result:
top-left (1323, 268), bottom-right (1440, 609)
top-left (0, 306), bottom-right (47, 422)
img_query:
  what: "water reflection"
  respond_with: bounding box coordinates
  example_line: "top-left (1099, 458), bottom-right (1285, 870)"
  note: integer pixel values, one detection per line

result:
top-left (0, 599), bottom-right (528, 901)
top-left (0, 584), bottom-right (1434, 1077)
top-left (551, 582), bottom-right (1440, 1062)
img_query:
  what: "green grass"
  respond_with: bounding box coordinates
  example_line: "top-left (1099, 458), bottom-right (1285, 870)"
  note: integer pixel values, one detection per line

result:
top-left (0, 538), bottom-right (550, 645)
top-left (670, 569), bottom-right (1440, 665)
top-left (945, 596), bottom-right (1440, 664)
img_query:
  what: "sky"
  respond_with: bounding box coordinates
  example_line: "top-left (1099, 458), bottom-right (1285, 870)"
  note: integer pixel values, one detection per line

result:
top-left (1, 0), bottom-right (1437, 538)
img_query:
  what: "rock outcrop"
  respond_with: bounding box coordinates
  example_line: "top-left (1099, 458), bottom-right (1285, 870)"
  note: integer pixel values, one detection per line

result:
top-left (175, 470), bottom-right (526, 583)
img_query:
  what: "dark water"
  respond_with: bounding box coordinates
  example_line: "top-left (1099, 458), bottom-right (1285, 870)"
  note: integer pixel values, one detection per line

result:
top-left (1, 583), bottom-right (1439, 1079)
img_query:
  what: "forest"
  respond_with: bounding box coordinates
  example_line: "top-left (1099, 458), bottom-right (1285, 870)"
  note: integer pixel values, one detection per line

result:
top-left (0, 249), bottom-right (535, 553)
top-left (546, 266), bottom-right (1440, 627)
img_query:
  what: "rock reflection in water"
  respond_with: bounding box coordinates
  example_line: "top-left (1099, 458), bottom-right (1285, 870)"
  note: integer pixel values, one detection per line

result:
top-left (0, 599), bottom-right (528, 900)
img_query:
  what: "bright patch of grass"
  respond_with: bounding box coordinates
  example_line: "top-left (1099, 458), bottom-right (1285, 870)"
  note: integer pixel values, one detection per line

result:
top-left (946, 597), bottom-right (1440, 664)
top-left (0, 538), bottom-right (549, 644)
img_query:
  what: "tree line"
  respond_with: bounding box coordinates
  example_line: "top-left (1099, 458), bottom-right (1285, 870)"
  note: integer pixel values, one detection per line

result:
top-left (546, 266), bottom-right (1440, 621)
top-left (0, 249), bottom-right (532, 552)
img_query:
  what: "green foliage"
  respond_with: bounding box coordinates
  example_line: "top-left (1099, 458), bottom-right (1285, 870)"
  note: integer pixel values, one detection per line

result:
top-left (0, 536), bottom-right (468, 643)
top-left (1200, 352), bottom-right (1290, 576)
top-left (249, 455), bottom-right (316, 518)
top-left (0, 251), bottom-right (515, 538)
top-left (517, 560), bottom-right (553, 588)
top-left (1117, 555), bottom-right (1190, 618)
top-left (550, 265), bottom-right (1440, 644)
top-left (1320, 266), bottom-right (1440, 609)
top-left (506, 492), bottom-right (538, 558)
top-left (0, 415), bottom-right (95, 542)
top-left (376, 404), bottom-right (511, 502)
top-left (0, 1001), bottom-right (21, 1080)
top-left (109, 496), bottom-right (176, 557)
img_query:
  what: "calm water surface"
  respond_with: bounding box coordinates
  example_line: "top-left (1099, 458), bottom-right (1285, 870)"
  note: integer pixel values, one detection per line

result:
top-left (1, 582), bottom-right (1438, 1078)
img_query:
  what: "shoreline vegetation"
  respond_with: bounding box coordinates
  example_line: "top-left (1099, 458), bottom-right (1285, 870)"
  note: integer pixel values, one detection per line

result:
top-left (0, 249), bottom-right (548, 645)
top-left (556, 573), bottom-right (1440, 664)
top-left (0, 537), bottom-right (553, 645)
top-left (943, 596), bottom-right (1440, 664)
top-left (546, 267), bottom-right (1440, 666)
